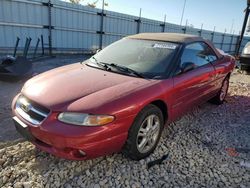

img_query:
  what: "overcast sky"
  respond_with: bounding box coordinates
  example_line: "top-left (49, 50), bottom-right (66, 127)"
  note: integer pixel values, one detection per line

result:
top-left (63, 0), bottom-right (247, 34)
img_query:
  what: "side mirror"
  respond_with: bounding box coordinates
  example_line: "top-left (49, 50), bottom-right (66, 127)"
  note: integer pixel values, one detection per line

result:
top-left (181, 62), bottom-right (196, 73)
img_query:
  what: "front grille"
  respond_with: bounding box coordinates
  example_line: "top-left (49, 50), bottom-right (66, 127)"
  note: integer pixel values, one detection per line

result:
top-left (15, 95), bottom-right (50, 125)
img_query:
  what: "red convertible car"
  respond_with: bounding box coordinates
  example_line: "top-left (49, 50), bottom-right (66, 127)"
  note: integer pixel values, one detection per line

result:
top-left (12, 33), bottom-right (235, 160)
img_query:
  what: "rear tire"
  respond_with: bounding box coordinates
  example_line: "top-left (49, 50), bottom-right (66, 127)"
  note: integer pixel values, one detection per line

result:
top-left (210, 76), bottom-right (229, 105)
top-left (122, 104), bottom-right (164, 160)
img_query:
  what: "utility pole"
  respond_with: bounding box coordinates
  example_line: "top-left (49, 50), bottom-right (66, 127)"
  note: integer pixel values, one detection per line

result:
top-left (180, 0), bottom-right (187, 26)
top-left (236, 0), bottom-right (250, 56)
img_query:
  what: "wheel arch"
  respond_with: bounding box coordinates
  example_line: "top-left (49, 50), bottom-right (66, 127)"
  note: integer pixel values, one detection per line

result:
top-left (150, 100), bottom-right (168, 124)
top-left (226, 72), bottom-right (231, 79)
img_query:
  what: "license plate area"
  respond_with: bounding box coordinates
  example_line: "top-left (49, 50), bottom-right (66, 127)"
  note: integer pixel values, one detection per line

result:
top-left (13, 116), bottom-right (35, 141)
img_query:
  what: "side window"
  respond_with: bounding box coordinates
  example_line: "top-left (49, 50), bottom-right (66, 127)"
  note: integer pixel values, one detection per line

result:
top-left (201, 43), bottom-right (218, 62)
top-left (181, 42), bottom-right (217, 68)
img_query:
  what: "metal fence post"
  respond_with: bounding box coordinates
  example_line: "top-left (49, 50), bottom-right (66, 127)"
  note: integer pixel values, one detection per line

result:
top-left (135, 8), bottom-right (142, 34)
top-left (182, 19), bottom-right (188, 34)
top-left (48, 0), bottom-right (52, 56)
top-left (229, 33), bottom-right (234, 54)
top-left (220, 30), bottom-right (226, 50)
top-left (160, 14), bottom-right (166, 32)
top-left (235, 35), bottom-right (241, 55)
top-left (41, 35), bottom-right (44, 55)
top-left (198, 23), bottom-right (203, 37)
top-left (98, 0), bottom-right (105, 49)
top-left (211, 32), bottom-right (214, 42)
top-left (42, 1), bottom-right (53, 55)
top-left (182, 27), bottom-right (186, 34)
top-left (211, 26), bottom-right (215, 42)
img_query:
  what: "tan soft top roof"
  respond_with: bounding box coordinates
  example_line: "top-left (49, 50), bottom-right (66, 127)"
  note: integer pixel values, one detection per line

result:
top-left (126, 32), bottom-right (223, 59)
top-left (126, 33), bottom-right (203, 43)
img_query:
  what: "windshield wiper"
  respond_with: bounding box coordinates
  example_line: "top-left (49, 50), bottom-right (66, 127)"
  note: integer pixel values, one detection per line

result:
top-left (89, 57), bottom-right (145, 78)
top-left (109, 63), bottom-right (145, 78)
top-left (90, 57), bottom-right (110, 70)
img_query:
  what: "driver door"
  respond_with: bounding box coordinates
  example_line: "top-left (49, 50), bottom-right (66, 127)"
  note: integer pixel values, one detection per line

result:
top-left (170, 42), bottom-right (215, 121)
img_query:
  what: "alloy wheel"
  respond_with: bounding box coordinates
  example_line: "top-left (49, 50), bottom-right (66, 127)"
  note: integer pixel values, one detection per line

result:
top-left (136, 114), bottom-right (161, 154)
top-left (220, 79), bottom-right (229, 101)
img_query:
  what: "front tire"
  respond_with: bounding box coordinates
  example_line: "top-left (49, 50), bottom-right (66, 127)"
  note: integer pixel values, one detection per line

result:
top-left (210, 76), bottom-right (229, 105)
top-left (122, 104), bottom-right (164, 160)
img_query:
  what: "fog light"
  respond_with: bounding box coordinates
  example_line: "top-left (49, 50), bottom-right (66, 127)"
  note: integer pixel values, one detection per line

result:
top-left (66, 148), bottom-right (86, 158)
top-left (78, 150), bottom-right (86, 156)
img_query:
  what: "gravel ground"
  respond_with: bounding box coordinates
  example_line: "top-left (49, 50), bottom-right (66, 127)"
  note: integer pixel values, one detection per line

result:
top-left (0, 57), bottom-right (250, 188)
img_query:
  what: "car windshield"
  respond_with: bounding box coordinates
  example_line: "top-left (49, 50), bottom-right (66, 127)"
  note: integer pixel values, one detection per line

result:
top-left (89, 38), bottom-right (179, 79)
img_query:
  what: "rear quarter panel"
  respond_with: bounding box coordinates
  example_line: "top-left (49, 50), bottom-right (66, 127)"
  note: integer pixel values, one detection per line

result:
top-left (212, 55), bottom-right (235, 91)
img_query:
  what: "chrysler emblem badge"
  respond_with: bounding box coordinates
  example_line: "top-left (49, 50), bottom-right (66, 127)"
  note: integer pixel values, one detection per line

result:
top-left (21, 103), bottom-right (32, 112)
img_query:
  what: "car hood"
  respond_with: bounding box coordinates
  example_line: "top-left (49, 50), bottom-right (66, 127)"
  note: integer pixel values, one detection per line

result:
top-left (22, 62), bottom-right (152, 110)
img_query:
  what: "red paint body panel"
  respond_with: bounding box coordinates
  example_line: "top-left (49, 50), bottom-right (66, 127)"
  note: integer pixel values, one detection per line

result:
top-left (12, 53), bottom-right (235, 160)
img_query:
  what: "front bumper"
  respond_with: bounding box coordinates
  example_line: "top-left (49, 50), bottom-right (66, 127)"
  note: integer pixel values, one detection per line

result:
top-left (239, 55), bottom-right (250, 70)
top-left (12, 96), bottom-right (136, 160)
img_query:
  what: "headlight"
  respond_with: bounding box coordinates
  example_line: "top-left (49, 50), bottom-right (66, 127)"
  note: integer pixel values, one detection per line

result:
top-left (58, 112), bottom-right (115, 126)
top-left (244, 47), bottom-right (250, 54)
